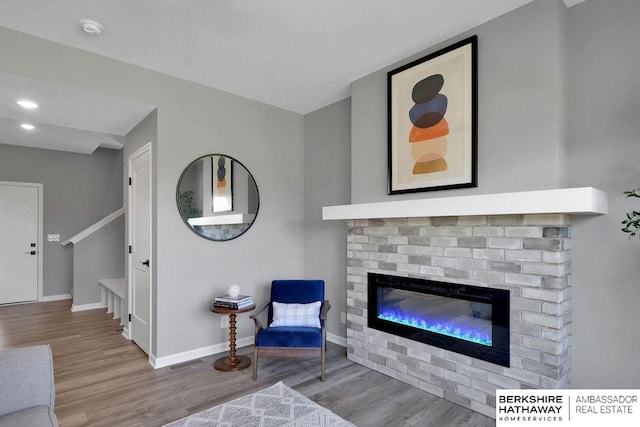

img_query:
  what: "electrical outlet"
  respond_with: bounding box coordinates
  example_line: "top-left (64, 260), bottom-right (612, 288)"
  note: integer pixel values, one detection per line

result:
top-left (340, 311), bottom-right (346, 324)
top-left (220, 316), bottom-right (229, 328)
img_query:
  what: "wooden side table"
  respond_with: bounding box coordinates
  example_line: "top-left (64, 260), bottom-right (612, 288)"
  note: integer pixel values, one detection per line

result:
top-left (210, 303), bottom-right (256, 371)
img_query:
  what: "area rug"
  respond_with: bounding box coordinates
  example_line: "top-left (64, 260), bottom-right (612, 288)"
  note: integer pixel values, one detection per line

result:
top-left (164, 381), bottom-right (355, 426)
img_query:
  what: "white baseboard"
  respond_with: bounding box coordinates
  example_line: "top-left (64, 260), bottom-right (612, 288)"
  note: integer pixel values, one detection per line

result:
top-left (151, 332), bottom-right (347, 370)
top-left (151, 336), bottom-right (254, 369)
top-left (71, 302), bottom-right (105, 312)
top-left (41, 293), bottom-right (72, 302)
top-left (327, 332), bottom-right (347, 347)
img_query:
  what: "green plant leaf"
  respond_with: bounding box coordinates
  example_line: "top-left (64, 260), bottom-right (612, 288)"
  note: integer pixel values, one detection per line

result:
top-left (622, 188), bottom-right (640, 239)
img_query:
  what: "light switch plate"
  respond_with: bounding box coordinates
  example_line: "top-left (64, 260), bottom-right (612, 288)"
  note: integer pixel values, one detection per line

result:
top-left (47, 234), bottom-right (60, 242)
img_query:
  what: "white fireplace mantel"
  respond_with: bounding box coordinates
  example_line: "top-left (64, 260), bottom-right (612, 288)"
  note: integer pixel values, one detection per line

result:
top-left (322, 187), bottom-right (607, 220)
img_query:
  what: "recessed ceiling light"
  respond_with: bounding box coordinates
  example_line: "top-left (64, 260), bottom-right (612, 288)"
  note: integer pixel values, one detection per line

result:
top-left (21, 123), bottom-right (35, 130)
top-left (80, 19), bottom-right (104, 35)
top-left (16, 99), bottom-right (39, 109)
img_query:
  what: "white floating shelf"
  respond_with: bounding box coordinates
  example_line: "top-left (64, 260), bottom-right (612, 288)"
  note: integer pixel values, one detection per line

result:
top-left (188, 213), bottom-right (255, 226)
top-left (322, 187), bottom-right (608, 220)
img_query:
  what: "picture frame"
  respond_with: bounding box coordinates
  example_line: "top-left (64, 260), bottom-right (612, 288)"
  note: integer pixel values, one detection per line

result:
top-left (212, 155), bottom-right (233, 213)
top-left (388, 35), bottom-right (477, 194)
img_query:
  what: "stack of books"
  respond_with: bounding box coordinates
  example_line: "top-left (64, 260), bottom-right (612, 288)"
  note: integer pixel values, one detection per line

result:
top-left (213, 294), bottom-right (254, 309)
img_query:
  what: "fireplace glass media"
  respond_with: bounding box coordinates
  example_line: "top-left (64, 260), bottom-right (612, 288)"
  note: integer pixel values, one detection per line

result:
top-left (368, 273), bottom-right (510, 367)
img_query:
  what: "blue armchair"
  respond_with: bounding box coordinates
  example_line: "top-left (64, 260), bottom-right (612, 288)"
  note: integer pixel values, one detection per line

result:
top-left (251, 280), bottom-right (330, 381)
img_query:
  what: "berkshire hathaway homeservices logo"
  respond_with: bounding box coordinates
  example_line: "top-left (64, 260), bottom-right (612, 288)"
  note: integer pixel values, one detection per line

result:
top-left (496, 389), bottom-right (640, 426)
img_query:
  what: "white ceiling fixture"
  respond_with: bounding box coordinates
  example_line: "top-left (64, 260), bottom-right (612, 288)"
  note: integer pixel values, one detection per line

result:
top-left (16, 99), bottom-right (39, 109)
top-left (80, 19), bottom-right (103, 35)
top-left (20, 123), bottom-right (35, 130)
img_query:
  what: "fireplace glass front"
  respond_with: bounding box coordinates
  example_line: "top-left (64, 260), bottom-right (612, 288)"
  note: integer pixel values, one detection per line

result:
top-left (368, 273), bottom-right (510, 367)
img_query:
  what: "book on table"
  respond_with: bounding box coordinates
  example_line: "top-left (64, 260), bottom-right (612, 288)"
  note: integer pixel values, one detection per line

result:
top-left (214, 295), bottom-right (254, 309)
top-left (215, 295), bottom-right (253, 303)
top-left (214, 301), bottom-right (254, 309)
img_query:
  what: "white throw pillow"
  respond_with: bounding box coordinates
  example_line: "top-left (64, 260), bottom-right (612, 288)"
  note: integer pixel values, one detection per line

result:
top-left (270, 301), bottom-right (321, 328)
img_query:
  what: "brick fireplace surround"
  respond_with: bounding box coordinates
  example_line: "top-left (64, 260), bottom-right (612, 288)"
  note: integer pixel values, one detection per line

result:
top-left (323, 188), bottom-right (607, 419)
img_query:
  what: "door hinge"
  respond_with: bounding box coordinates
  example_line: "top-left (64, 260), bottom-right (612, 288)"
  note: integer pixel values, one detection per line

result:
top-left (129, 245), bottom-right (132, 254)
top-left (129, 177), bottom-right (132, 185)
top-left (129, 314), bottom-right (132, 322)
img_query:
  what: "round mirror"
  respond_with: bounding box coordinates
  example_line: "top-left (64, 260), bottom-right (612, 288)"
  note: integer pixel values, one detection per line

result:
top-left (177, 154), bottom-right (260, 241)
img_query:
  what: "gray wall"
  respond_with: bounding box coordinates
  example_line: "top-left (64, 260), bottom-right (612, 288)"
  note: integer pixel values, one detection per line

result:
top-left (73, 215), bottom-right (125, 305)
top-left (156, 83), bottom-right (304, 358)
top-left (351, 0), bottom-right (568, 203)
top-left (303, 98), bottom-right (352, 339)
top-left (0, 144), bottom-right (123, 297)
top-left (567, 0), bottom-right (640, 387)
top-left (0, 26), bottom-right (305, 359)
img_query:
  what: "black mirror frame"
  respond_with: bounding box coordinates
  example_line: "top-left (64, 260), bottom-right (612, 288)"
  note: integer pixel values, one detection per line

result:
top-left (176, 154), bottom-right (260, 242)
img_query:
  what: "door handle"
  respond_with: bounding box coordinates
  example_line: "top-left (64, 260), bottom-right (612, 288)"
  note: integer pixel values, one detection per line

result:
top-left (24, 251), bottom-right (36, 255)
top-left (141, 259), bottom-right (150, 267)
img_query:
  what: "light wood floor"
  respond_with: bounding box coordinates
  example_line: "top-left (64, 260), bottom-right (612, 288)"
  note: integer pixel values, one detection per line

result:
top-left (0, 300), bottom-right (495, 426)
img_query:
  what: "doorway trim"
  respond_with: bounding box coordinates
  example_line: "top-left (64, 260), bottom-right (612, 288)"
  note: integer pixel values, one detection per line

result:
top-left (0, 181), bottom-right (44, 302)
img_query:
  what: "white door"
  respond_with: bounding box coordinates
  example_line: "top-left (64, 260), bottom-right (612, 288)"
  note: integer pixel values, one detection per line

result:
top-left (128, 144), bottom-right (152, 354)
top-left (0, 182), bottom-right (40, 304)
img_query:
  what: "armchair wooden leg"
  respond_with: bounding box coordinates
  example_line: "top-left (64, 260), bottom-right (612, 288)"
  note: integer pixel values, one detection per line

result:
top-left (321, 342), bottom-right (326, 381)
top-left (252, 347), bottom-right (258, 380)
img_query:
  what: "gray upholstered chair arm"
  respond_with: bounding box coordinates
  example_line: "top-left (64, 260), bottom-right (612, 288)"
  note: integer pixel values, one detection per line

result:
top-left (0, 345), bottom-right (56, 417)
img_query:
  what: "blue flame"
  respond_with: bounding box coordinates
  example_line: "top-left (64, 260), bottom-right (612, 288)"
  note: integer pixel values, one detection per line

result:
top-left (378, 309), bottom-right (492, 346)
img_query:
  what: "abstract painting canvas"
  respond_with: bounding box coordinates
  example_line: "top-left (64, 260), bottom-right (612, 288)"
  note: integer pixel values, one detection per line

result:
top-left (388, 35), bottom-right (477, 194)
top-left (212, 155), bottom-right (233, 212)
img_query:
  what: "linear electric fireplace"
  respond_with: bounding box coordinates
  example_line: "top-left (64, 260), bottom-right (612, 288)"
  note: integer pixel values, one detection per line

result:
top-left (368, 273), bottom-right (510, 367)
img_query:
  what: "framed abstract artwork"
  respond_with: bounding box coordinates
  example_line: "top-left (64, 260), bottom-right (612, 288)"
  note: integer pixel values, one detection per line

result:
top-left (388, 35), bottom-right (477, 194)
top-left (212, 155), bottom-right (233, 213)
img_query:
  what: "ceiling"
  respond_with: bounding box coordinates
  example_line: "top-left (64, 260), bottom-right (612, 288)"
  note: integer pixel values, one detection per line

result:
top-left (0, 0), bottom-right (584, 154)
top-left (0, 72), bottom-right (155, 154)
